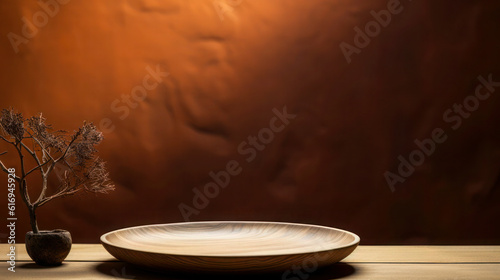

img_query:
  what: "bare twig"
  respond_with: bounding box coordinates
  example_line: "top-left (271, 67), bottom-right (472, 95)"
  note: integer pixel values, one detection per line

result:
top-left (36, 188), bottom-right (80, 208)
top-left (20, 142), bottom-right (50, 176)
top-left (25, 130), bottom-right (54, 163)
top-left (44, 130), bottom-right (80, 178)
top-left (0, 159), bottom-right (21, 182)
top-left (14, 144), bottom-right (31, 205)
top-left (0, 151), bottom-right (21, 181)
top-left (55, 130), bottom-right (80, 163)
top-left (0, 160), bottom-right (9, 173)
top-left (25, 160), bottom-right (51, 177)
top-left (0, 134), bottom-right (14, 145)
top-left (20, 138), bottom-right (53, 206)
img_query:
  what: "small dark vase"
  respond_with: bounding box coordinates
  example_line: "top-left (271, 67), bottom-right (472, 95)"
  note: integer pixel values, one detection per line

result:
top-left (25, 229), bottom-right (72, 266)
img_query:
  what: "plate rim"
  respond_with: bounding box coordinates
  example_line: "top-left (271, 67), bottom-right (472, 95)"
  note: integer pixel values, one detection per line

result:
top-left (100, 220), bottom-right (360, 258)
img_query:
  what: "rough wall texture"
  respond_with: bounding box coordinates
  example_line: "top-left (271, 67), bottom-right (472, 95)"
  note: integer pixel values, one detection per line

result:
top-left (0, 0), bottom-right (499, 244)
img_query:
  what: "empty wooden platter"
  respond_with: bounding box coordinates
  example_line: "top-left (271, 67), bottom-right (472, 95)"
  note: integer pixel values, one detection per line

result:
top-left (100, 221), bottom-right (360, 273)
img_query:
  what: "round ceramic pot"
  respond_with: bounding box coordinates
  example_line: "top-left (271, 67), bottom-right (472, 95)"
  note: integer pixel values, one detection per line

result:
top-left (25, 229), bottom-right (72, 266)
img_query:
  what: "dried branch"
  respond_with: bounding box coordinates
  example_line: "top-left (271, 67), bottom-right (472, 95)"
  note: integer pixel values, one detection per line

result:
top-left (27, 113), bottom-right (66, 152)
top-left (0, 159), bottom-right (21, 182)
top-left (20, 136), bottom-right (53, 205)
top-left (36, 188), bottom-right (80, 208)
top-left (0, 108), bottom-right (115, 232)
top-left (14, 143), bottom-right (31, 205)
top-left (83, 158), bottom-right (115, 193)
top-left (56, 131), bottom-right (80, 163)
top-left (0, 159), bottom-right (9, 173)
top-left (20, 142), bottom-right (50, 177)
top-left (0, 134), bottom-right (15, 145)
top-left (25, 130), bottom-right (55, 166)
top-left (0, 109), bottom-right (24, 142)
top-left (0, 151), bottom-right (21, 181)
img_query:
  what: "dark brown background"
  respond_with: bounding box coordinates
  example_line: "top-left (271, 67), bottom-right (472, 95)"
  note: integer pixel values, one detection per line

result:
top-left (1, 0), bottom-right (499, 244)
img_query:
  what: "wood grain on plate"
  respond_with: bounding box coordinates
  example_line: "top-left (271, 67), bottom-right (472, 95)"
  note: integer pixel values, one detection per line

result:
top-left (100, 221), bottom-right (360, 273)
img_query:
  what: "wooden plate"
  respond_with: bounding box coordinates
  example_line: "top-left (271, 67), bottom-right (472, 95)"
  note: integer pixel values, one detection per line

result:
top-left (100, 221), bottom-right (360, 273)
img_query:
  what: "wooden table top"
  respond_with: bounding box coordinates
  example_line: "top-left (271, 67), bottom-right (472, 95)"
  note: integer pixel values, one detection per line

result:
top-left (1, 244), bottom-right (499, 279)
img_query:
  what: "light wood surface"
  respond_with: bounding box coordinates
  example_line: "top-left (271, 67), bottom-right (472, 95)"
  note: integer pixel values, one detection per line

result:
top-left (1, 245), bottom-right (499, 279)
top-left (100, 221), bottom-right (360, 273)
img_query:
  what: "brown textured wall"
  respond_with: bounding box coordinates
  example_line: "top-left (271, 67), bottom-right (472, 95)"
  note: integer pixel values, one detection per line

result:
top-left (1, 0), bottom-right (500, 244)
